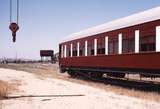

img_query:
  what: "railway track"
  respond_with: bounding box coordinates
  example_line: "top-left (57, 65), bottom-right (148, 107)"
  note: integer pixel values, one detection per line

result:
top-left (69, 71), bottom-right (160, 93)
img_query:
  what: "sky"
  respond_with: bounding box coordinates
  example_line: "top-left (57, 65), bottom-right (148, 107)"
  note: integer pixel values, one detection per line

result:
top-left (1, 0), bottom-right (160, 60)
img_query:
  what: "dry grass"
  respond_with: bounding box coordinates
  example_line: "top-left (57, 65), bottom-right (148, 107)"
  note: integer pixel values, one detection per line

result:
top-left (0, 79), bottom-right (18, 99)
top-left (0, 63), bottom-right (59, 79)
top-left (0, 80), bottom-right (19, 109)
top-left (0, 80), bottom-right (12, 99)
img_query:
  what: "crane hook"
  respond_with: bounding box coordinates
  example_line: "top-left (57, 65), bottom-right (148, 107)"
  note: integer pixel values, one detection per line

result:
top-left (9, 22), bottom-right (19, 42)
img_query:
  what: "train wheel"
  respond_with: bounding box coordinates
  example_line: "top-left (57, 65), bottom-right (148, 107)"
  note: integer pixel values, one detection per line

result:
top-left (118, 73), bottom-right (126, 78)
top-left (67, 70), bottom-right (77, 78)
top-left (140, 74), bottom-right (156, 79)
top-left (89, 72), bottom-right (103, 78)
top-left (59, 65), bottom-right (66, 73)
top-left (107, 72), bottom-right (125, 78)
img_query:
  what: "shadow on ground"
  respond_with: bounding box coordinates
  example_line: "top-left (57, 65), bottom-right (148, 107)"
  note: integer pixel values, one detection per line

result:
top-left (1, 94), bottom-right (85, 100)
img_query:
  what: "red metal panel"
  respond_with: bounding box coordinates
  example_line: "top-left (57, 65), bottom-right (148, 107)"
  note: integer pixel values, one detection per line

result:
top-left (59, 52), bottom-right (160, 70)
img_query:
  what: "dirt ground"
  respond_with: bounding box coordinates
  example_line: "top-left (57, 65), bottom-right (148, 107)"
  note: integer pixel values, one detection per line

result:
top-left (0, 63), bottom-right (160, 103)
top-left (0, 68), bottom-right (160, 109)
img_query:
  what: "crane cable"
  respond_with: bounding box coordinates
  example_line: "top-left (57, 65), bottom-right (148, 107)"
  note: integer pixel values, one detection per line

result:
top-left (10, 0), bottom-right (19, 24)
top-left (17, 0), bottom-right (19, 24)
top-left (10, 0), bottom-right (12, 23)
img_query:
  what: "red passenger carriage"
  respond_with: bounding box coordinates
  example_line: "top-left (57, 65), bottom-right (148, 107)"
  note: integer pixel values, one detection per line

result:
top-left (59, 7), bottom-right (160, 78)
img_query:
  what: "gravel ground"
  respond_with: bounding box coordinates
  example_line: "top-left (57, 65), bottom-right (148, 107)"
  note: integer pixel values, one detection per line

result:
top-left (0, 68), bottom-right (160, 109)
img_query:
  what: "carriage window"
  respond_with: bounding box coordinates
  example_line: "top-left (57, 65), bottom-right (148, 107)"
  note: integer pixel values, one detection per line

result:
top-left (140, 36), bottom-right (155, 52)
top-left (73, 50), bottom-right (77, 56)
top-left (114, 41), bottom-right (118, 54)
top-left (108, 42), bottom-right (114, 54)
top-left (88, 45), bottom-right (94, 56)
top-left (68, 50), bottom-right (71, 57)
top-left (72, 44), bottom-right (77, 56)
top-left (108, 40), bottom-right (118, 54)
top-left (88, 44), bottom-right (91, 56)
top-left (122, 38), bottom-right (135, 53)
top-left (79, 48), bottom-right (84, 56)
top-left (97, 48), bottom-right (105, 54)
top-left (66, 46), bottom-right (70, 57)
top-left (79, 42), bottom-right (85, 56)
top-left (88, 41), bottom-right (94, 56)
top-left (97, 40), bottom-right (105, 55)
top-left (91, 49), bottom-right (94, 55)
top-left (122, 40), bottom-right (128, 53)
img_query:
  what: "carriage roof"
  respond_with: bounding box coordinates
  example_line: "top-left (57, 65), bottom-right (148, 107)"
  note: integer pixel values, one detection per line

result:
top-left (61, 6), bottom-right (160, 43)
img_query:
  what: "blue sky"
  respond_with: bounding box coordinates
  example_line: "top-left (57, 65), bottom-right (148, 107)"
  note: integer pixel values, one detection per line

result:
top-left (1, 0), bottom-right (160, 60)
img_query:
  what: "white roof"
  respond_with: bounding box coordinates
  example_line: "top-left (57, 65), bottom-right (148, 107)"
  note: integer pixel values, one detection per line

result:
top-left (61, 6), bottom-right (160, 43)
